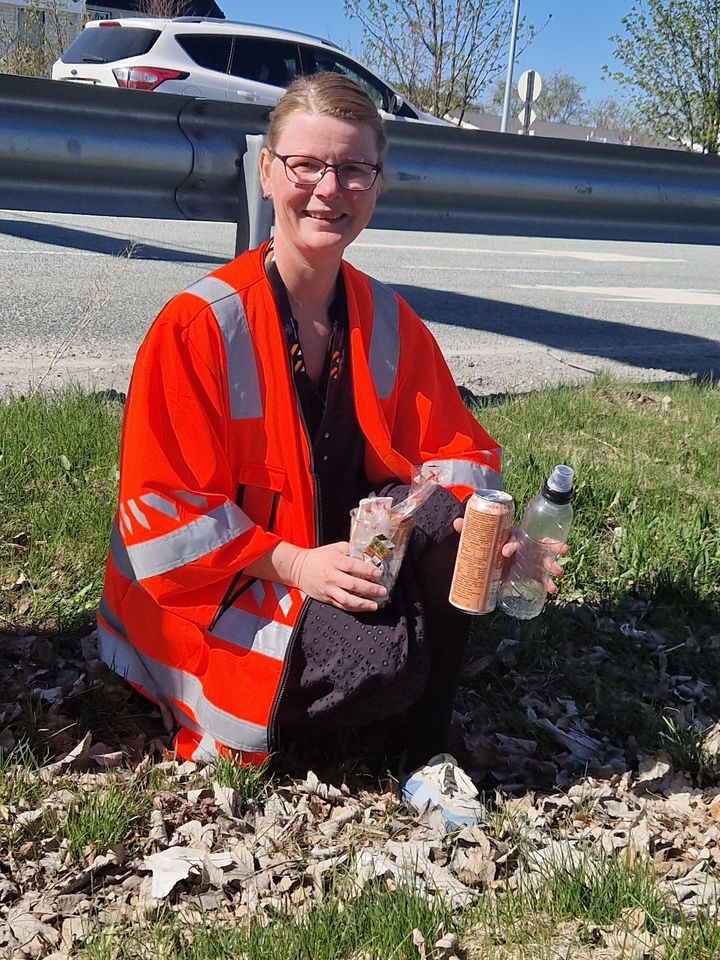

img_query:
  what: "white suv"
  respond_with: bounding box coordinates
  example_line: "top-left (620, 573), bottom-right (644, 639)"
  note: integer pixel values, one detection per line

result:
top-left (52, 17), bottom-right (447, 124)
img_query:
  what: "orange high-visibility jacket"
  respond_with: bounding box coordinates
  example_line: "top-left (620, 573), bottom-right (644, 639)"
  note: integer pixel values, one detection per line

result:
top-left (99, 245), bottom-right (502, 762)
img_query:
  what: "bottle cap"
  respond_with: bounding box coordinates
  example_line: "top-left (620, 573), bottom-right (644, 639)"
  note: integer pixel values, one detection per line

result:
top-left (542, 464), bottom-right (573, 503)
top-left (547, 464), bottom-right (573, 493)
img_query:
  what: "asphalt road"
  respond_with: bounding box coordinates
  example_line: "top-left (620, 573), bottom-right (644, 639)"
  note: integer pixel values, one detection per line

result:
top-left (1, 209), bottom-right (718, 395)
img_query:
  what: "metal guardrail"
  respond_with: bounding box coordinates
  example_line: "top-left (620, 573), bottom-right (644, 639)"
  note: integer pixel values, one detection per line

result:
top-left (1, 73), bottom-right (720, 245)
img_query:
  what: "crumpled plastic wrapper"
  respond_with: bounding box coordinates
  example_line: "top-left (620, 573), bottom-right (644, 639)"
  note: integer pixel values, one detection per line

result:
top-left (349, 466), bottom-right (440, 604)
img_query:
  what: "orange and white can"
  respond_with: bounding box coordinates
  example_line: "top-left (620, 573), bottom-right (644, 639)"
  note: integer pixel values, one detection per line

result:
top-left (449, 489), bottom-right (514, 614)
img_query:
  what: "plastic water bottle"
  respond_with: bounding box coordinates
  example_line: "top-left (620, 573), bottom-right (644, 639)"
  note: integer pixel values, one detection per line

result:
top-left (498, 464), bottom-right (574, 620)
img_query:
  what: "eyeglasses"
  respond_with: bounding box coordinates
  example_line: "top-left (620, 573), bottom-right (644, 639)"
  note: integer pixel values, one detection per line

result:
top-left (269, 151), bottom-right (381, 191)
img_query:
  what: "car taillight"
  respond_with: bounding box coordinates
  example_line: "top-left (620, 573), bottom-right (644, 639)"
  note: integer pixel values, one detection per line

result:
top-left (98, 21), bottom-right (121, 27)
top-left (112, 66), bottom-right (189, 90)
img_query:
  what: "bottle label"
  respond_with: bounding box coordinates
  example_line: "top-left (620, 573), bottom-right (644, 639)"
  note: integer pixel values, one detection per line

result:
top-left (449, 490), bottom-right (513, 614)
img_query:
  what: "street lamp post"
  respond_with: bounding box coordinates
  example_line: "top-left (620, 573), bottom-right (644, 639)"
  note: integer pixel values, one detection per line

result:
top-left (500, 0), bottom-right (521, 133)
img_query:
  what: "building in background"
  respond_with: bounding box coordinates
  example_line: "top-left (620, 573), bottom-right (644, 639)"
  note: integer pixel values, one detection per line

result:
top-left (84, 0), bottom-right (223, 21)
top-left (0, 0), bottom-right (224, 78)
top-left (456, 109), bottom-right (683, 150)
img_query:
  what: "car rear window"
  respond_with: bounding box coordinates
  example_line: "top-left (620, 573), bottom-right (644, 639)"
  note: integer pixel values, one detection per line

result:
top-left (60, 26), bottom-right (161, 64)
top-left (175, 34), bottom-right (232, 73)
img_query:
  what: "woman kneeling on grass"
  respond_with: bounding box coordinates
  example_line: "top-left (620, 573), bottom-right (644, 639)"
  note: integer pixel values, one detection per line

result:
top-left (99, 73), bottom-right (563, 827)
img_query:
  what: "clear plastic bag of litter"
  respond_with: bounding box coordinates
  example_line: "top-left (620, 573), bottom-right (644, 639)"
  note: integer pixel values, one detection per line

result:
top-left (348, 466), bottom-right (440, 605)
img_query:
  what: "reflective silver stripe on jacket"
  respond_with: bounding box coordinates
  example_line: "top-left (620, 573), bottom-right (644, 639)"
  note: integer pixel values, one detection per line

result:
top-left (269, 580), bottom-right (294, 617)
top-left (110, 523), bottom-right (135, 581)
top-left (368, 277), bottom-right (400, 400)
top-left (97, 611), bottom-right (268, 754)
top-left (119, 503), bottom-right (133, 536)
top-left (423, 458), bottom-right (503, 491)
top-left (98, 594), bottom-right (128, 640)
top-left (128, 498), bottom-right (149, 529)
top-left (186, 276), bottom-right (262, 421)
top-left (127, 501), bottom-right (253, 580)
top-left (140, 492), bottom-right (179, 520)
top-left (191, 734), bottom-right (221, 762)
top-left (174, 490), bottom-right (209, 509)
top-left (209, 606), bottom-right (293, 662)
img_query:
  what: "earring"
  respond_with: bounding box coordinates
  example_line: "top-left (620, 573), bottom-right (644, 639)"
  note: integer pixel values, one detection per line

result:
top-left (262, 192), bottom-right (272, 200)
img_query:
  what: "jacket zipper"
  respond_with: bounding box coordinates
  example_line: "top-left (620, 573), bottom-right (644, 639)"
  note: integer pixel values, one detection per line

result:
top-left (267, 348), bottom-right (320, 753)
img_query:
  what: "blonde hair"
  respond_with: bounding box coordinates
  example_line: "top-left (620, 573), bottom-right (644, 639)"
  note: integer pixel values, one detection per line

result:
top-left (266, 73), bottom-right (387, 158)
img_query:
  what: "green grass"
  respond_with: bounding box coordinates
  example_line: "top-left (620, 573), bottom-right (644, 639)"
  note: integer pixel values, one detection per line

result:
top-left (457, 378), bottom-right (720, 766)
top-left (659, 714), bottom-right (716, 782)
top-left (1, 379), bottom-right (718, 771)
top-left (0, 387), bottom-right (122, 631)
top-left (58, 776), bottom-right (147, 861)
top-left (662, 913), bottom-right (720, 960)
top-left (466, 849), bottom-right (693, 959)
top-left (0, 738), bottom-right (49, 805)
top-left (210, 754), bottom-right (272, 804)
top-left (476, 847), bottom-right (664, 929)
top-left (2, 380), bottom-right (719, 958)
top-left (524, 848), bottom-right (667, 927)
top-left (1, 378), bottom-right (717, 633)
top-left (74, 856), bottom-right (720, 960)
top-left (0, 739), bottom-right (52, 849)
top-left (477, 377), bottom-right (720, 606)
top-left (0, 741), bottom-right (148, 857)
top-left (79, 882), bottom-right (456, 960)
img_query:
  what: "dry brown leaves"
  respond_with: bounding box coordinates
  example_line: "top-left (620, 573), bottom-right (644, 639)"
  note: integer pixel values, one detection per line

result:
top-left (1, 624), bottom-right (720, 957)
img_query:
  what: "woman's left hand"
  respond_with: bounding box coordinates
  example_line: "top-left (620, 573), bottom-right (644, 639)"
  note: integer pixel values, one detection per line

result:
top-left (452, 517), bottom-right (569, 594)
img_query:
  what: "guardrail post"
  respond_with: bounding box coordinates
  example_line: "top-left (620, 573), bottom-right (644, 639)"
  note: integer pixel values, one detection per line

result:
top-left (236, 133), bottom-right (273, 256)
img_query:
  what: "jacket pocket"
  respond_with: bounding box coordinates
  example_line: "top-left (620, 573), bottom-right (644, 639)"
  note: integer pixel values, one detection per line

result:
top-left (236, 462), bottom-right (286, 531)
top-left (209, 464), bottom-right (286, 631)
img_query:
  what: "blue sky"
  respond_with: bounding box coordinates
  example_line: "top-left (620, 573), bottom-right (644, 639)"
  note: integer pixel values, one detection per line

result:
top-left (221, 0), bottom-right (633, 103)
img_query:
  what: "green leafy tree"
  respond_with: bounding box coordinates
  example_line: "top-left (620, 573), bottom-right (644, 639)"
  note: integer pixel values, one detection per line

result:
top-left (343, 0), bottom-right (535, 123)
top-left (607, 0), bottom-right (720, 153)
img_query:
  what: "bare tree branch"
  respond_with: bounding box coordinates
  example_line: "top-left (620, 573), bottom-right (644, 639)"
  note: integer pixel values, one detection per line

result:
top-left (344, 0), bottom-right (530, 119)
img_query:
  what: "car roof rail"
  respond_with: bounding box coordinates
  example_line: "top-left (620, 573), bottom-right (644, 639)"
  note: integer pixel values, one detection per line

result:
top-left (169, 16), bottom-right (340, 49)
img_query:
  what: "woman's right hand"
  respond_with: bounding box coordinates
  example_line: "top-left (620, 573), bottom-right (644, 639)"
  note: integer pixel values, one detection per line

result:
top-left (290, 542), bottom-right (387, 611)
top-left (453, 517), bottom-right (568, 594)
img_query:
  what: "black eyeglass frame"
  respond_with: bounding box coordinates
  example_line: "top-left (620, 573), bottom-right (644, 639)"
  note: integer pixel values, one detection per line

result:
top-left (269, 150), bottom-right (382, 191)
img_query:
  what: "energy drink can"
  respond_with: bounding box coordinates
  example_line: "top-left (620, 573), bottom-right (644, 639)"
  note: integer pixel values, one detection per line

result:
top-left (449, 489), bottom-right (514, 614)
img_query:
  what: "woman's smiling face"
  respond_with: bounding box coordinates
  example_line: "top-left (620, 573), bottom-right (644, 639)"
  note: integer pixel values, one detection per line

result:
top-left (260, 112), bottom-right (381, 264)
